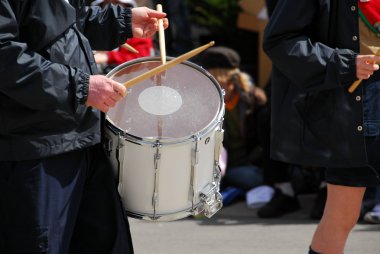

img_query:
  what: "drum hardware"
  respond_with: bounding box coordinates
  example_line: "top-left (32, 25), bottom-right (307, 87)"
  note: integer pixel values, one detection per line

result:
top-left (214, 128), bottom-right (224, 163)
top-left (189, 134), bottom-right (201, 206)
top-left (199, 182), bottom-right (223, 218)
top-left (116, 134), bottom-right (126, 187)
top-left (152, 141), bottom-right (162, 219)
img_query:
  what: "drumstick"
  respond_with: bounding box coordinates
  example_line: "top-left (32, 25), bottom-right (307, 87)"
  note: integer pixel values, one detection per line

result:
top-left (348, 48), bottom-right (380, 93)
top-left (156, 4), bottom-right (166, 65)
top-left (122, 41), bottom-right (215, 90)
top-left (122, 43), bottom-right (139, 54)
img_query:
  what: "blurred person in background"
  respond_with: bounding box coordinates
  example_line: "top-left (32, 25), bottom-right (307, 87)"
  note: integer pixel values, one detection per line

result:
top-left (199, 46), bottom-right (267, 206)
top-left (363, 186), bottom-right (380, 224)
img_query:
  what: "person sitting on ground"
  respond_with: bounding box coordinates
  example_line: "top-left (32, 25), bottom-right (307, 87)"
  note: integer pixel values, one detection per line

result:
top-left (199, 46), bottom-right (267, 205)
top-left (363, 186), bottom-right (380, 224)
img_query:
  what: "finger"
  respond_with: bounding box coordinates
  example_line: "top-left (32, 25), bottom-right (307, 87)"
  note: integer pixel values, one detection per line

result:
top-left (111, 92), bottom-right (123, 102)
top-left (362, 74), bottom-right (371, 80)
top-left (146, 9), bottom-right (167, 19)
top-left (361, 63), bottom-right (378, 72)
top-left (363, 55), bottom-right (380, 63)
top-left (112, 81), bottom-right (127, 97)
top-left (106, 91), bottom-right (123, 106)
top-left (162, 18), bottom-right (169, 29)
top-left (357, 70), bottom-right (371, 80)
top-left (99, 104), bottom-right (110, 113)
top-left (105, 97), bottom-right (116, 108)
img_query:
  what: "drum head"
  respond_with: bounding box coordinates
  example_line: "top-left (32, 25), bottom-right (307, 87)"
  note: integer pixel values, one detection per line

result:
top-left (106, 57), bottom-right (223, 140)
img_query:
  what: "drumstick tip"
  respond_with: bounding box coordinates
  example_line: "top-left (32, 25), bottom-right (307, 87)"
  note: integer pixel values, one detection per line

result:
top-left (122, 43), bottom-right (139, 54)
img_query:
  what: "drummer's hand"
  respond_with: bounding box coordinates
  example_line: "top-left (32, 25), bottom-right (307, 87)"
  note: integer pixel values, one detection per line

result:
top-left (87, 75), bottom-right (126, 113)
top-left (131, 7), bottom-right (169, 38)
top-left (356, 55), bottom-right (380, 80)
top-left (94, 51), bottom-right (109, 64)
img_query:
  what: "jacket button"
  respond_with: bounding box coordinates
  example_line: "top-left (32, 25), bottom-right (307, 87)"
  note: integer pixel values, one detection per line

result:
top-left (356, 95), bottom-right (361, 101)
top-left (352, 36), bottom-right (358, 41)
top-left (351, 6), bottom-right (356, 11)
top-left (357, 125), bottom-right (363, 132)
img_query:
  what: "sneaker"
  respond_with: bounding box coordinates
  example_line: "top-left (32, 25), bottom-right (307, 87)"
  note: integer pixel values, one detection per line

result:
top-left (363, 204), bottom-right (380, 224)
top-left (246, 185), bottom-right (275, 209)
top-left (310, 187), bottom-right (327, 220)
top-left (257, 188), bottom-right (300, 218)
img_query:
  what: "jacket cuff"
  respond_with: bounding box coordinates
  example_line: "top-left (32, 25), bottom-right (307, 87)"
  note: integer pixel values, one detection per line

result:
top-left (77, 71), bottom-right (90, 105)
top-left (339, 51), bottom-right (358, 85)
top-left (120, 8), bottom-right (133, 42)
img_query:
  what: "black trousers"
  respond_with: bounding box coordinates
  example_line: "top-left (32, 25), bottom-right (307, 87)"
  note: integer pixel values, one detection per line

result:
top-left (0, 144), bottom-right (133, 254)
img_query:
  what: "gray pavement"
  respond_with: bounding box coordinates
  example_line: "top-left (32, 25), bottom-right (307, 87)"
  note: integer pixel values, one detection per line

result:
top-left (128, 194), bottom-right (380, 254)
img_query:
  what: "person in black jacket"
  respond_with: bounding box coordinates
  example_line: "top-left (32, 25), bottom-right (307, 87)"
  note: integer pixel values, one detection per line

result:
top-left (256, 0), bottom-right (327, 221)
top-left (263, 0), bottom-right (380, 253)
top-left (0, 1), bottom-right (168, 253)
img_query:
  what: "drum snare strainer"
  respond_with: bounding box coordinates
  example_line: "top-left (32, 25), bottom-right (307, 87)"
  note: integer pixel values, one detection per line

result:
top-left (104, 57), bottom-right (225, 221)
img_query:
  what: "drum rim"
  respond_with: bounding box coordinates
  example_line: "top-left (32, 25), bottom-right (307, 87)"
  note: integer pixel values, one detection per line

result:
top-left (105, 56), bottom-right (225, 145)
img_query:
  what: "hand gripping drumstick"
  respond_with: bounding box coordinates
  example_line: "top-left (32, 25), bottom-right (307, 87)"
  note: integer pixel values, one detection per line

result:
top-left (122, 41), bottom-right (215, 90)
top-left (156, 4), bottom-right (166, 65)
top-left (348, 48), bottom-right (380, 93)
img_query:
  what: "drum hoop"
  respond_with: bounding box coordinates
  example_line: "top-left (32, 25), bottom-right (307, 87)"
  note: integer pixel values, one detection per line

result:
top-left (105, 56), bottom-right (225, 145)
top-left (124, 203), bottom-right (203, 222)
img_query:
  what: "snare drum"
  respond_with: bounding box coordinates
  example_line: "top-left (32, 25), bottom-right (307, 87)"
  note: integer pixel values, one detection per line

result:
top-left (103, 57), bottom-right (224, 221)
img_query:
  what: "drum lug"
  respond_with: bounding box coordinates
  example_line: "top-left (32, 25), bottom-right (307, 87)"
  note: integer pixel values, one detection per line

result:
top-left (191, 134), bottom-right (201, 165)
top-left (117, 134), bottom-right (124, 149)
top-left (214, 129), bottom-right (224, 163)
top-left (189, 135), bottom-right (201, 204)
top-left (199, 183), bottom-right (223, 218)
top-left (214, 163), bottom-right (222, 183)
top-left (152, 141), bottom-right (162, 219)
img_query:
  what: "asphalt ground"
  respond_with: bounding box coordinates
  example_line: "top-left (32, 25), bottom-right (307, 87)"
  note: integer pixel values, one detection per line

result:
top-left (128, 194), bottom-right (380, 254)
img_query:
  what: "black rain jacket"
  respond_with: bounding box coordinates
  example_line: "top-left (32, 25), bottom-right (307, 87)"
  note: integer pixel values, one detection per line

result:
top-left (263, 0), bottom-right (370, 167)
top-left (0, 0), bottom-right (132, 160)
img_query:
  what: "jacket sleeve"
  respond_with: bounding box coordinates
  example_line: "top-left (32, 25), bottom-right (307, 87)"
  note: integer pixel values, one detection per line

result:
top-left (72, 0), bottom-right (133, 51)
top-left (0, 1), bottom-right (89, 111)
top-left (263, 0), bottom-right (357, 92)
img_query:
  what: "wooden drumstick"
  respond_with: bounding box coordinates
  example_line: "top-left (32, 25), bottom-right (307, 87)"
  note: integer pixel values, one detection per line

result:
top-left (122, 43), bottom-right (139, 54)
top-left (122, 41), bottom-right (215, 90)
top-left (348, 48), bottom-right (380, 93)
top-left (156, 4), bottom-right (166, 65)
top-left (348, 79), bottom-right (362, 94)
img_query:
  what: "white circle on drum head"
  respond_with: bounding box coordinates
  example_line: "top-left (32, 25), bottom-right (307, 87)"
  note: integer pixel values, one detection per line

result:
top-left (138, 86), bottom-right (183, 115)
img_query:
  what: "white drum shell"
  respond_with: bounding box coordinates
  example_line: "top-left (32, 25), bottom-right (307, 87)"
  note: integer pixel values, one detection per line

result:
top-left (104, 128), bottom-right (218, 218)
top-left (104, 57), bottom-right (224, 221)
